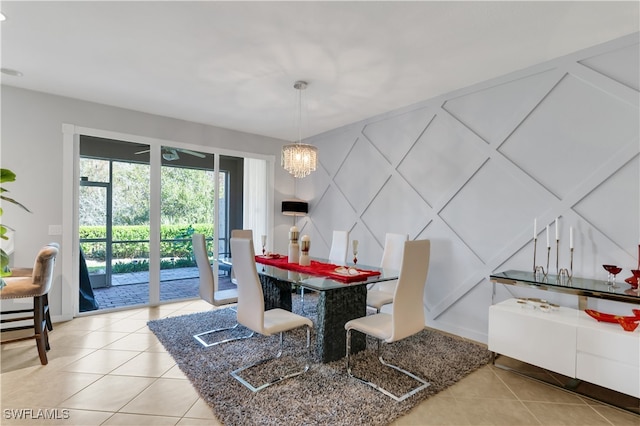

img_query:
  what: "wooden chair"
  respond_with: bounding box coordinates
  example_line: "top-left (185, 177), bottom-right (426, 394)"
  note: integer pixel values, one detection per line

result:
top-left (8, 242), bottom-right (60, 331)
top-left (1, 244), bottom-right (59, 365)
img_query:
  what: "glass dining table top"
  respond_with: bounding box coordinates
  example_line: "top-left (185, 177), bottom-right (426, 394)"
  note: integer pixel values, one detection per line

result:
top-left (220, 256), bottom-right (399, 292)
top-left (490, 270), bottom-right (640, 304)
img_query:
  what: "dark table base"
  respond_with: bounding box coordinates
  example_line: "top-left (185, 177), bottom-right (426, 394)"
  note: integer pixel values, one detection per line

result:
top-left (258, 272), bottom-right (367, 363)
top-left (258, 274), bottom-right (292, 312)
top-left (316, 285), bottom-right (367, 363)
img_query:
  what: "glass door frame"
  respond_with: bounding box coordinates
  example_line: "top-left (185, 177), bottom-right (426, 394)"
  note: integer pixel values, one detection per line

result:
top-left (78, 178), bottom-right (112, 288)
top-left (62, 124), bottom-right (275, 317)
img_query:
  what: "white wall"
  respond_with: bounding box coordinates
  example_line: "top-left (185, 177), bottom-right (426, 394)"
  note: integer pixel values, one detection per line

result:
top-left (295, 33), bottom-right (640, 343)
top-left (0, 87), bottom-right (295, 320)
top-left (2, 33), bottom-right (638, 343)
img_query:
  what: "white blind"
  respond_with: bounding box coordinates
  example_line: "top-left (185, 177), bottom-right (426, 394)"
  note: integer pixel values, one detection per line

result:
top-left (242, 158), bottom-right (268, 249)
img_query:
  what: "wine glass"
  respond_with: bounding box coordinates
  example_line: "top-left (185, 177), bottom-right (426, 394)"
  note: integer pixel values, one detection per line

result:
top-left (261, 235), bottom-right (267, 256)
top-left (603, 264), bottom-right (622, 288)
top-left (352, 240), bottom-right (358, 265)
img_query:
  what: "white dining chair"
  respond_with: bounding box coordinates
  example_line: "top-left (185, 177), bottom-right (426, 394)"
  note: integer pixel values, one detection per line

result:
top-left (345, 239), bottom-right (431, 402)
top-left (328, 230), bottom-right (349, 265)
top-left (230, 229), bottom-right (253, 285)
top-left (366, 233), bottom-right (408, 313)
top-left (230, 237), bottom-right (314, 392)
top-left (300, 229), bottom-right (350, 313)
top-left (192, 233), bottom-right (253, 347)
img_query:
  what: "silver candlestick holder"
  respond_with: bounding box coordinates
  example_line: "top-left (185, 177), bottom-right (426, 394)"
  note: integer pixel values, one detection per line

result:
top-left (556, 238), bottom-right (560, 275)
top-left (533, 238), bottom-right (550, 280)
top-left (558, 248), bottom-right (574, 284)
top-left (570, 247), bottom-right (574, 277)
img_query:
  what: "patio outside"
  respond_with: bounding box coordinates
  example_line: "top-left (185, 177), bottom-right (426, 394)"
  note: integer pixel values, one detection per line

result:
top-left (79, 145), bottom-right (223, 312)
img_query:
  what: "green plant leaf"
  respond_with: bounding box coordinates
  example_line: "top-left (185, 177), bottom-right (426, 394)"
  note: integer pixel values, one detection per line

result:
top-left (0, 194), bottom-right (31, 213)
top-left (0, 169), bottom-right (17, 183)
top-left (1, 249), bottom-right (10, 276)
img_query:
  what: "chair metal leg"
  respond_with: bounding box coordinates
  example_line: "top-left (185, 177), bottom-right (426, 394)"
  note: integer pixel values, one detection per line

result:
top-left (34, 295), bottom-right (49, 365)
top-left (44, 293), bottom-right (53, 331)
top-left (193, 323), bottom-right (254, 348)
top-left (231, 325), bottom-right (311, 392)
top-left (346, 329), bottom-right (430, 402)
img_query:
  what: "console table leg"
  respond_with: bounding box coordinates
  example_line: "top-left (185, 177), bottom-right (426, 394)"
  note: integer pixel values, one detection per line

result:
top-left (578, 295), bottom-right (587, 310)
top-left (565, 378), bottom-right (581, 391)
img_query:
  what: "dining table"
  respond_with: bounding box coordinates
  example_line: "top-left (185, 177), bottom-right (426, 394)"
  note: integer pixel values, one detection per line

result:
top-left (221, 254), bottom-right (399, 363)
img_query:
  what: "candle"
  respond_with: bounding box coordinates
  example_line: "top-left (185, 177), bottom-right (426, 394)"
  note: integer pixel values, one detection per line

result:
top-left (570, 227), bottom-right (574, 249)
top-left (352, 240), bottom-right (359, 252)
top-left (533, 218), bottom-right (537, 239)
top-left (555, 217), bottom-right (559, 240)
top-left (546, 226), bottom-right (550, 248)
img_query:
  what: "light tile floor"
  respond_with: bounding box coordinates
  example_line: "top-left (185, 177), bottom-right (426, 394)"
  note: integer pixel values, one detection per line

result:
top-left (2, 300), bottom-right (639, 425)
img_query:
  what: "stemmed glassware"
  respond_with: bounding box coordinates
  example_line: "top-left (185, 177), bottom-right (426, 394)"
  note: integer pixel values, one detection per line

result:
top-left (603, 264), bottom-right (622, 288)
top-left (261, 235), bottom-right (267, 256)
top-left (352, 240), bottom-right (358, 265)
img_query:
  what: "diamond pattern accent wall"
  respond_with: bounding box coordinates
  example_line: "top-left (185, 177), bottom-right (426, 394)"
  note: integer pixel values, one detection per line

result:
top-left (498, 73), bottom-right (639, 199)
top-left (302, 34), bottom-right (640, 342)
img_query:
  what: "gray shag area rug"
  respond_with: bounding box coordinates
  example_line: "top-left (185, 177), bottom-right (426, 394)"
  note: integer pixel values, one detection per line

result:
top-left (148, 295), bottom-right (492, 425)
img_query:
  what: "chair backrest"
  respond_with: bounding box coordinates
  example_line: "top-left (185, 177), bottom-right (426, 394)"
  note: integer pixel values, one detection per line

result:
top-left (29, 242), bottom-right (60, 271)
top-left (230, 229), bottom-right (253, 281)
top-left (380, 233), bottom-right (409, 270)
top-left (328, 230), bottom-right (349, 265)
top-left (389, 239), bottom-right (430, 342)
top-left (32, 244), bottom-right (59, 296)
top-left (230, 237), bottom-right (265, 333)
top-left (192, 233), bottom-right (216, 304)
top-left (231, 229), bottom-right (253, 249)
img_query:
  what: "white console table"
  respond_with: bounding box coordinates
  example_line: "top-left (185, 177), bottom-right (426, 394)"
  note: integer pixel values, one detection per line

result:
top-left (489, 270), bottom-right (640, 414)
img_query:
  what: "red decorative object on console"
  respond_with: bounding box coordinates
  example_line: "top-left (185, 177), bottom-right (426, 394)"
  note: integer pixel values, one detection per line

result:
top-left (626, 269), bottom-right (640, 288)
top-left (624, 245), bottom-right (640, 288)
top-left (618, 318), bottom-right (639, 332)
top-left (585, 309), bottom-right (640, 332)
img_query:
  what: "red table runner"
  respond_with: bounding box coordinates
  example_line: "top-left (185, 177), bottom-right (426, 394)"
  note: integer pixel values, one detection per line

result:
top-left (255, 255), bottom-right (380, 283)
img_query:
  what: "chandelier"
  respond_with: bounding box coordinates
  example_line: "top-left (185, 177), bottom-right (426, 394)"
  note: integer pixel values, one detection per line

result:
top-left (281, 81), bottom-right (317, 178)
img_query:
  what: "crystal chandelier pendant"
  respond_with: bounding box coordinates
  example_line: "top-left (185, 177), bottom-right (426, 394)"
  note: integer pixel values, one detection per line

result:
top-left (281, 143), bottom-right (317, 178)
top-left (281, 81), bottom-right (317, 178)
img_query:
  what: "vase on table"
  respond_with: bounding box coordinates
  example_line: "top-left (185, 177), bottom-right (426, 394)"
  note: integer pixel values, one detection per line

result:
top-left (288, 226), bottom-right (299, 264)
top-left (299, 235), bottom-right (310, 266)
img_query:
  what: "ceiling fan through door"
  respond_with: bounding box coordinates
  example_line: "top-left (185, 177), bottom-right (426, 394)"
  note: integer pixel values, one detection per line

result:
top-left (134, 147), bottom-right (206, 161)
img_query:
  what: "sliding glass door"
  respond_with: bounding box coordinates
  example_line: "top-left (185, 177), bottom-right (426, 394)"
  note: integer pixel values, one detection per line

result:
top-left (74, 131), bottom-right (272, 314)
top-left (159, 146), bottom-right (215, 302)
top-left (79, 137), bottom-right (151, 311)
top-left (76, 133), bottom-right (271, 314)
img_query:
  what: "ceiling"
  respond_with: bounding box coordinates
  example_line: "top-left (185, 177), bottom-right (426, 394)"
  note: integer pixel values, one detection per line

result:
top-left (1, 1), bottom-right (638, 141)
